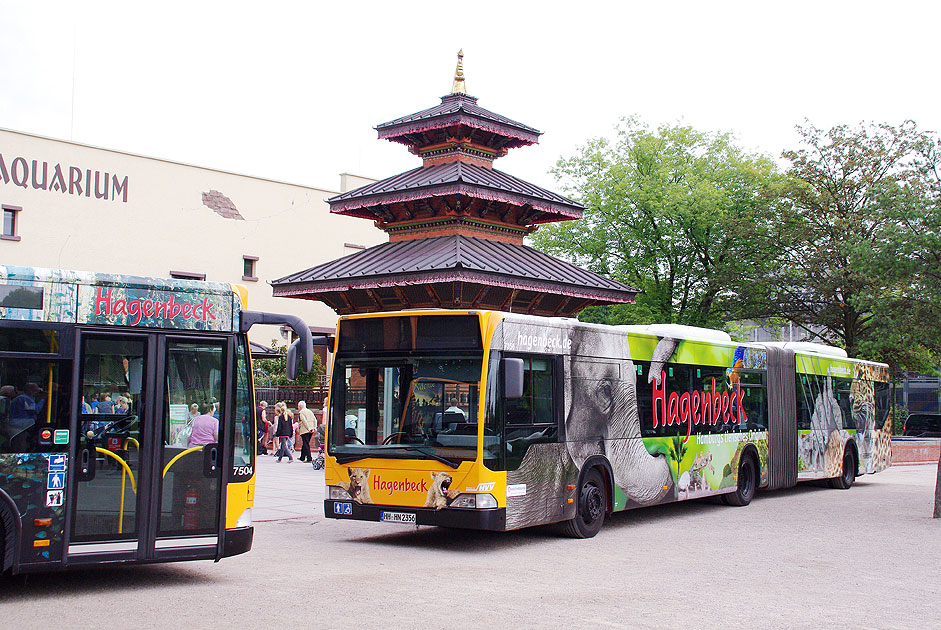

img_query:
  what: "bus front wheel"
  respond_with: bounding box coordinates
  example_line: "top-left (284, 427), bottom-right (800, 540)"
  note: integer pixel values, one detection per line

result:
top-left (563, 468), bottom-right (606, 539)
top-left (724, 455), bottom-right (757, 507)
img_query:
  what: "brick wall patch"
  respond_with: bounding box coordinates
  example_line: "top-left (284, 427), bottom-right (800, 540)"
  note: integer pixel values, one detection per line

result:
top-left (202, 190), bottom-right (245, 220)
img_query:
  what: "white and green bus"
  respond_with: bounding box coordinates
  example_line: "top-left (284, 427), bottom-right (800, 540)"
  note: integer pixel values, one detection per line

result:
top-left (324, 310), bottom-right (891, 537)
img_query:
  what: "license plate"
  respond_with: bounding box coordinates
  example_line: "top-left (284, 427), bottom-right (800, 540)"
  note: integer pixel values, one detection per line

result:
top-left (380, 511), bottom-right (416, 524)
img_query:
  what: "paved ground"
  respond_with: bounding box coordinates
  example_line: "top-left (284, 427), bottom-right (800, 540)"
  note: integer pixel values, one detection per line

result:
top-left (251, 452), bottom-right (324, 521)
top-left (1, 462), bottom-right (939, 630)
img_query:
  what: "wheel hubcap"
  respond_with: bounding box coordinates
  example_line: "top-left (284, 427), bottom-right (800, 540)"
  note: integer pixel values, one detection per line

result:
top-left (582, 483), bottom-right (604, 523)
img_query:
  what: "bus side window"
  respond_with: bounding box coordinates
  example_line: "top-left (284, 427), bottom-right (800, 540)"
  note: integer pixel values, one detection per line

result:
top-left (0, 358), bottom-right (70, 453)
top-left (503, 355), bottom-right (558, 472)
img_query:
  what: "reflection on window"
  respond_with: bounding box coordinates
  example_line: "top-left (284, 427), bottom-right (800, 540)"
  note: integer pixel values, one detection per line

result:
top-left (160, 340), bottom-right (225, 537)
top-left (74, 336), bottom-right (145, 540)
top-left (330, 357), bottom-right (482, 461)
top-left (0, 358), bottom-right (68, 452)
top-left (231, 340), bottom-right (254, 476)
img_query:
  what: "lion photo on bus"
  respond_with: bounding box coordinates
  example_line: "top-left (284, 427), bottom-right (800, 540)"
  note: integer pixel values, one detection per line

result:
top-left (338, 467), bottom-right (373, 504)
top-left (424, 471), bottom-right (458, 510)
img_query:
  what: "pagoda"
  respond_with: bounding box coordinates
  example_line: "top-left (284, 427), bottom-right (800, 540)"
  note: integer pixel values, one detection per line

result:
top-left (272, 52), bottom-right (637, 317)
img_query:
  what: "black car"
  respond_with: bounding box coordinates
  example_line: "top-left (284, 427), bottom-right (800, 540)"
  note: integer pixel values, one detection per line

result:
top-left (903, 413), bottom-right (941, 437)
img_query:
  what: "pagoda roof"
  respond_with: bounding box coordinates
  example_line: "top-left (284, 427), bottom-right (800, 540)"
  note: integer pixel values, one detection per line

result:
top-left (328, 161), bottom-right (583, 222)
top-left (271, 235), bottom-right (637, 312)
top-left (376, 94), bottom-right (541, 148)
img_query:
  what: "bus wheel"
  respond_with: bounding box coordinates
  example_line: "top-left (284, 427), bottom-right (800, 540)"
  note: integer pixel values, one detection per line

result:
top-left (563, 468), bottom-right (606, 539)
top-left (725, 455), bottom-right (757, 507)
top-left (830, 451), bottom-right (856, 490)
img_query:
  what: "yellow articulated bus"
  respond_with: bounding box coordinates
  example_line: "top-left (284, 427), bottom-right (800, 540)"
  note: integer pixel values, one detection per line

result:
top-left (0, 266), bottom-right (311, 573)
top-left (324, 310), bottom-right (891, 537)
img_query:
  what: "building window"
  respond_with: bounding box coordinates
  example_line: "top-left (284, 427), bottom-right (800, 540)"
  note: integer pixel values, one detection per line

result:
top-left (2, 205), bottom-right (22, 241)
top-left (242, 255), bottom-right (258, 282)
top-left (169, 270), bottom-right (206, 281)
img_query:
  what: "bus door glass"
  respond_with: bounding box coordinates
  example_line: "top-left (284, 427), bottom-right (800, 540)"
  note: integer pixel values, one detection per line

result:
top-left (72, 334), bottom-right (148, 551)
top-left (158, 338), bottom-right (225, 540)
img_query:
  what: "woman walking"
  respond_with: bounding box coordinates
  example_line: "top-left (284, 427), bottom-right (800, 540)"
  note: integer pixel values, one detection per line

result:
top-left (274, 402), bottom-right (295, 463)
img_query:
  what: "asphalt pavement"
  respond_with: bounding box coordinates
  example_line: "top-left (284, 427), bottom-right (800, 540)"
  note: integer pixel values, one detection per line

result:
top-left (1, 462), bottom-right (939, 630)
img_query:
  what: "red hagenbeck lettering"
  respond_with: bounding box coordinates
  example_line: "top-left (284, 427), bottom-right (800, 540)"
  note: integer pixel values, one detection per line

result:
top-left (93, 287), bottom-right (217, 326)
top-left (372, 475), bottom-right (429, 494)
top-left (650, 371), bottom-right (747, 443)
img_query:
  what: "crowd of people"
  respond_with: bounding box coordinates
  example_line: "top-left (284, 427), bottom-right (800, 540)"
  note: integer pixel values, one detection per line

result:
top-left (81, 392), bottom-right (134, 415)
top-left (255, 399), bottom-right (322, 463)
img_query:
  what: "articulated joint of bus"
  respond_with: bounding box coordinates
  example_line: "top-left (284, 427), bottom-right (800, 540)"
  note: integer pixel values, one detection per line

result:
top-left (240, 310), bottom-right (329, 380)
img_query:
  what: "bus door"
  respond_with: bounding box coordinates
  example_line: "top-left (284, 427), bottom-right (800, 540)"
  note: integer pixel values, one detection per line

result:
top-left (69, 332), bottom-right (228, 562)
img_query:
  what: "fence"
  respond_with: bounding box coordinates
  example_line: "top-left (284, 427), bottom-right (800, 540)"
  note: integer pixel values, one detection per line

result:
top-left (254, 386), bottom-right (329, 409)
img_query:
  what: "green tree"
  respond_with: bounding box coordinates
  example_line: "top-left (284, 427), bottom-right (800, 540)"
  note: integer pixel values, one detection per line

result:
top-left (533, 117), bottom-right (786, 327)
top-left (756, 120), bottom-right (936, 372)
top-left (859, 132), bottom-right (941, 371)
top-left (252, 339), bottom-right (324, 387)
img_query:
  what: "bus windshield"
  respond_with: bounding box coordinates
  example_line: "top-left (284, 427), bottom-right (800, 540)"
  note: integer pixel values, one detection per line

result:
top-left (329, 356), bottom-right (482, 464)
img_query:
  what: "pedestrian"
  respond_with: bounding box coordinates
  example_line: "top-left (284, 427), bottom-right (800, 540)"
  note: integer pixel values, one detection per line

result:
top-left (188, 403), bottom-right (219, 447)
top-left (274, 402), bottom-right (294, 463)
top-left (255, 400), bottom-right (269, 455)
top-left (296, 400), bottom-right (317, 462)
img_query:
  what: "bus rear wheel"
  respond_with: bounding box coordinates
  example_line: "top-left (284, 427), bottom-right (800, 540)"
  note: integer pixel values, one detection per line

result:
top-left (725, 455), bottom-right (757, 507)
top-left (563, 468), bottom-right (606, 539)
top-left (830, 451), bottom-right (856, 489)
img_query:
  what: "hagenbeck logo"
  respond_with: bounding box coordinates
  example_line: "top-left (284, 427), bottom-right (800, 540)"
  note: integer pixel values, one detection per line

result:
top-left (651, 372), bottom-right (747, 443)
top-left (94, 287), bottom-right (217, 326)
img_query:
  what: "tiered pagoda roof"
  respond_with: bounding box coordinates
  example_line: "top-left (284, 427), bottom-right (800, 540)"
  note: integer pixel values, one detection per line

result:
top-left (273, 51), bottom-right (637, 318)
top-left (272, 234), bottom-right (633, 315)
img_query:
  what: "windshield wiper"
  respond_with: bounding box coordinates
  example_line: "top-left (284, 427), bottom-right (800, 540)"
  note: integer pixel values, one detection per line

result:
top-left (400, 447), bottom-right (460, 469)
top-left (335, 453), bottom-right (374, 464)
top-left (334, 447), bottom-right (461, 469)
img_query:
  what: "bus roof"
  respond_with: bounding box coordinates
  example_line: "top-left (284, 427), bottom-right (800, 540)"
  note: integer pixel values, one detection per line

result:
top-left (0, 265), bottom-right (242, 332)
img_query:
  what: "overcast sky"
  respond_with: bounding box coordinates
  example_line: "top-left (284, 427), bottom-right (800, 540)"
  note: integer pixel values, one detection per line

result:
top-left (1, 1), bottom-right (938, 193)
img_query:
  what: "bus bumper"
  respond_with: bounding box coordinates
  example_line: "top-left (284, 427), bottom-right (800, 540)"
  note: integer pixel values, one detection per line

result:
top-left (222, 526), bottom-right (253, 558)
top-left (324, 500), bottom-right (506, 531)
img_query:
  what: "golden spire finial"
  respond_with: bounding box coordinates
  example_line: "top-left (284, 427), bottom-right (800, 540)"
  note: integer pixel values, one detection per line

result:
top-left (451, 49), bottom-right (466, 95)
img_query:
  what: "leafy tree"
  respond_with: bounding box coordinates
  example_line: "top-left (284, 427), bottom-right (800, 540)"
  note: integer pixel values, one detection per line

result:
top-left (252, 339), bottom-right (324, 387)
top-left (859, 132), bottom-right (941, 372)
top-left (757, 120), bottom-right (937, 372)
top-left (533, 117), bottom-right (786, 327)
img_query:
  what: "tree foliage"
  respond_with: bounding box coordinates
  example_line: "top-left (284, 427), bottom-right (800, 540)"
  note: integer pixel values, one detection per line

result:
top-left (532, 117), bottom-right (786, 328)
top-left (252, 339), bottom-right (324, 387)
top-left (757, 120), bottom-right (940, 372)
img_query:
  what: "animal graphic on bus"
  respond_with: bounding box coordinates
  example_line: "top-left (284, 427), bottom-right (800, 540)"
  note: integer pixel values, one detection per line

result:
top-left (424, 471), bottom-right (458, 510)
top-left (338, 467), bottom-right (374, 504)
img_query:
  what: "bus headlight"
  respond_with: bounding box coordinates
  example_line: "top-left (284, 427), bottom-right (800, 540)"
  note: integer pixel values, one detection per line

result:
top-left (328, 485), bottom-right (351, 500)
top-left (449, 494), bottom-right (497, 509)
top-left (235, 508), bottom-right (252, 528)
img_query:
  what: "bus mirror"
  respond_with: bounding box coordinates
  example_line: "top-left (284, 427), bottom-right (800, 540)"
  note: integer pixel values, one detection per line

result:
top-left (128, 358), bottom-right (143, 394)
top-left (503, 358), bottom-right (524, 399)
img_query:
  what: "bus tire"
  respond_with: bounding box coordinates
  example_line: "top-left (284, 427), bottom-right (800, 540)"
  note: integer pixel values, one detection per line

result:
top-left (830, 450), bottom-right (856, 490)
top-left (562, 467), bottom-right (606, 539)
top-left (725, 455), bottom-right (757, 507)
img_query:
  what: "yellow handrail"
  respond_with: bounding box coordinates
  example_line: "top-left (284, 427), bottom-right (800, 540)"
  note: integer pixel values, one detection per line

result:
top-left (162, 446), bottom-right (204, 478)
top-left (94, 447), bottom-right (136, 534)
top-left (94, 447), bottom-right (137, 493)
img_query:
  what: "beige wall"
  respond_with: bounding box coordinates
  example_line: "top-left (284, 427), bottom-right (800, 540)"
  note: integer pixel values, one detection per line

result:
top-left (0, 128), bottom-right (384, 346)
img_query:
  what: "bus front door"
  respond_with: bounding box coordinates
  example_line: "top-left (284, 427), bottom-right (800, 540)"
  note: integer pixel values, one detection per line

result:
top-left (69, 332), bottom-right (227, 563)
